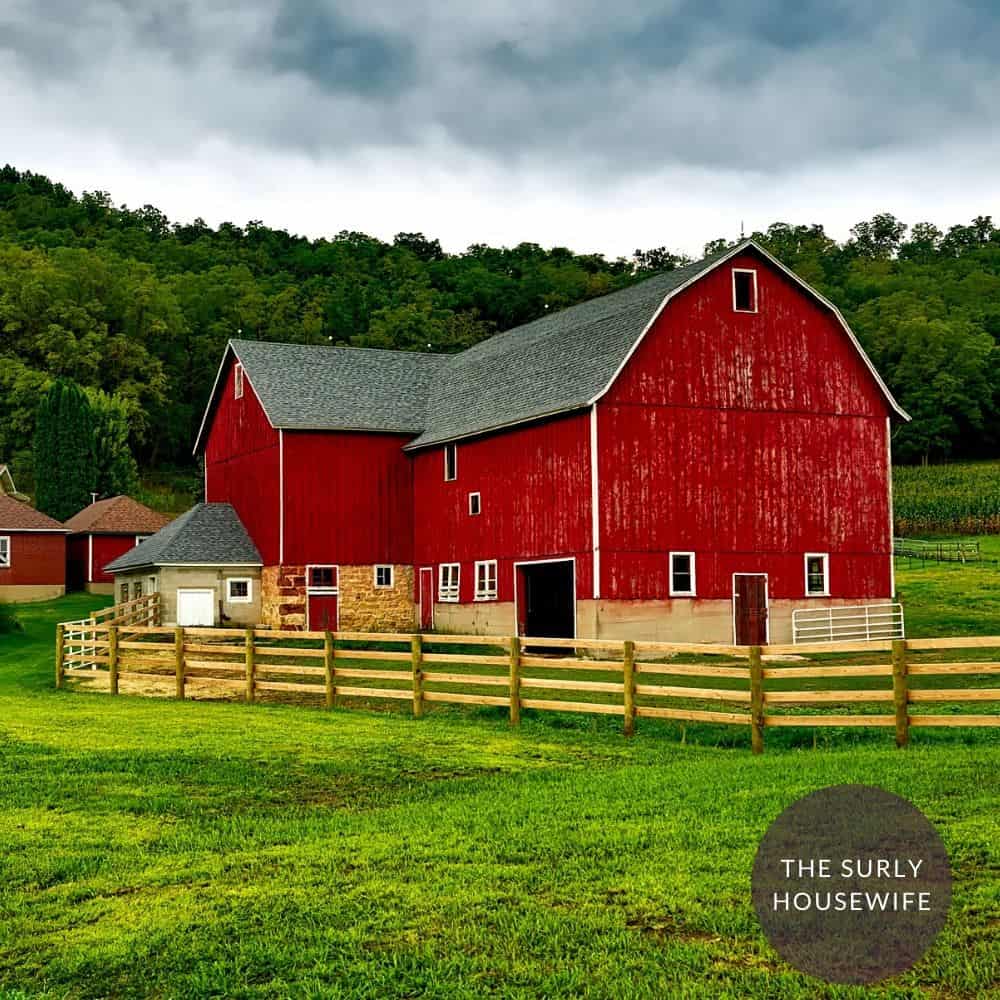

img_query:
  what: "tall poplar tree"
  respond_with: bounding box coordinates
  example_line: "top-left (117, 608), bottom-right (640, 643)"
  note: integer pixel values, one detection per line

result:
top-left (34, 379), bottom-right (97, 521)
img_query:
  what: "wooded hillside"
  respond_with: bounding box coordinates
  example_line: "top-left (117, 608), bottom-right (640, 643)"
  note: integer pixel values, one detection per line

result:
top-left (1, 165), bottom-right (997, 494)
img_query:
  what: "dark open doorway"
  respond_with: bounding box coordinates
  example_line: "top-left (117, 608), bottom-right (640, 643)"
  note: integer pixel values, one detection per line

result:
top-left (516, 559), bottom-right (575, 638)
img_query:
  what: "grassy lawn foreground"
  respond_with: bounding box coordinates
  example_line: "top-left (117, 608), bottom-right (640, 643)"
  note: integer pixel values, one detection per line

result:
top-left (1, 595), bottom-right (999, 998)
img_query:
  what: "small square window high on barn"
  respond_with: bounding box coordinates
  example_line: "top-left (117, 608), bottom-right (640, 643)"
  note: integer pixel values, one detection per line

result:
top-left (444, 443), bottom-right (457, 482)
top-left (374, 565), bottom-right (394, 588)
top-left (469, 492), bottom-right (481, 515)
top-left (732, 269), bottom-right (757, 313)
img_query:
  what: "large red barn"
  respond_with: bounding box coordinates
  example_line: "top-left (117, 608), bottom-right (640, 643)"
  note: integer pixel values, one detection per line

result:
top-left (184, 240), bottom-right (906, 642)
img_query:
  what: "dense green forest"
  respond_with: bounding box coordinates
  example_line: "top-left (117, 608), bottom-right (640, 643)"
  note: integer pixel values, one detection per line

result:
top-left (0, 165), bottom-right (997, 497)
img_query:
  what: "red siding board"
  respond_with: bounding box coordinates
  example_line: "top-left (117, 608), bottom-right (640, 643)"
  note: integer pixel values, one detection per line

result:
top-left (91, 535), bottom-right (144, 583)
top-left (282, 431), bottom-right (415, 565)
top-left (0, 533), bottom-right (65, 586)
top-left (204, 361), bottom-right (281, 565)
top-left (412, 412), bottom-right (593, 601)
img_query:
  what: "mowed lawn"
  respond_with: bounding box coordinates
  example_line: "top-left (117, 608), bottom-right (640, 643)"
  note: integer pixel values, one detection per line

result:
top-left (1, 584), bottom-right (999, 997)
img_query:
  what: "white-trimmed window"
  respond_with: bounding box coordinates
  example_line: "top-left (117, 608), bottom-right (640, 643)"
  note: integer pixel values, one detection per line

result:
top-left (804, 553), bottom-right (830, 596)
top-left (118, 583), bottom-right (129, 604)
top-left (669, 552), bottom-right (696, 596)
top-left (227, 577), bottom-right (252, 603)
top-left (474, 560), bottom-right (498, 601)
top-left (132, 580), bottom-right (143, 600)
top-left (444, 443), bottom-right (457, 482)
top-left (468, 492), bottom-right (481, 516)
top-left (234, 362), bottom-right (244, 399)
top-left (0, 535), bottom-right (9, 568)
top-left (732, 269), bottom-right (758, 313)
top-left (374, 565), bottom-right (394, 589)
top-left (439, 563), bottom-right (460, 602)
top-left (135, 535), bottom-right (150, 546)
top-left (308, 565), bottom-right (337, 590)
top-left (147, 575), bottom-right (157, 594)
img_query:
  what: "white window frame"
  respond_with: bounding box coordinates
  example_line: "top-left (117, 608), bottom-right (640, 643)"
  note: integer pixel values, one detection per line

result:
top-left (438, 563), bottom-right (460, 602)
top-left (132, 580), bottom-right (143, 600)
top-left (306, 564), bottom-right (338, 593)
top-left (804, 553), bottom-right (830, 597)
top-left (732, 268), bottom-right (758, 313)
top-left (147, 575), bottom-right (157, 594)
top-left (474, 559), bottom-right (498, 601)
top-left (374, 565), bottom-right (394, 589)
top-left (444, 443), bottom-right (457, 482)
top-left (0, 535), bottom-right (9, 568)
top-left (669, 551), bottom-right (697, 597)
top-left (234, 362), bottom-right (244, 399)
top-left (226, 577), bottom-right (253, 604)
top-left (468, 491), bottom-right (481, 516)
top-left (135, 535), bottom-right (150, 546)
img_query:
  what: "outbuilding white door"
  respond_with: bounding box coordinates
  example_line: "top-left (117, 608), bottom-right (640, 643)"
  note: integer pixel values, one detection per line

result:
top-left (176, 589), bottom-right (215, 627)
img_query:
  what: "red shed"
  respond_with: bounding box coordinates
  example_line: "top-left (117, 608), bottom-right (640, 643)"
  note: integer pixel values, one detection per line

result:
top-left (195, 240), bottom-right (907, 644)
top-left (0, 495), bottom-right (68, 602)
top-left (64, 496), bottom-right (172, 594)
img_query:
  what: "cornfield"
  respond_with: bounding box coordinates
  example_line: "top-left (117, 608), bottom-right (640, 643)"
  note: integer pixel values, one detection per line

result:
top-left (893, 461), bottom-right (1000, 535)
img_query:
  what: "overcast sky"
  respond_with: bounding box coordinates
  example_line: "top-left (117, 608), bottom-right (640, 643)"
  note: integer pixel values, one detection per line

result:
top-left (2, 0), bottom-right (999, 258)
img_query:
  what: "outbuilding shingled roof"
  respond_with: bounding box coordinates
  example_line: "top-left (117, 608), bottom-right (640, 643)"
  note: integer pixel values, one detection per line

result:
top-left (64, 495), bottom-right (172, 535)
top-left (0, 494), bottom-right (68, 532)
top-left (104, 503), bottom-right (261, 573)
top-left (195, 240), bottom-right (907, 454)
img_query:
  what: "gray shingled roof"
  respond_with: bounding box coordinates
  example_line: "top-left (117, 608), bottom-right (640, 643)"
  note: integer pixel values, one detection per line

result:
top-left (104, 503), bottom-right (261, 573)
top-left (231, 340), bottom-right (449, 433)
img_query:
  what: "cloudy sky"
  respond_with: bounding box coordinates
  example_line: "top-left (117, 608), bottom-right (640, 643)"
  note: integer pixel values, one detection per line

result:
top-left (2, 0), bottom-right (999, 257)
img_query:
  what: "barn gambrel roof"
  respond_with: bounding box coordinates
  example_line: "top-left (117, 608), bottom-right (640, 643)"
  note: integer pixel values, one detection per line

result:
top-left (194, 240), bottom-right (908, 454)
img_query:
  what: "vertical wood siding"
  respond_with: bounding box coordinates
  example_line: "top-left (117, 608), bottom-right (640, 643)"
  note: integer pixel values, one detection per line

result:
top-left (204, 361), bottom-right (281, 564)
top-left (90, 535), bottom-right (146, 583)
top-left (412, 412), bottom-right (592, 602)
top-left (282, 431), bottom-right (415, 565)
top-left (597, 249), bottom-right (893, 601)
top-left (0, 533), bottom-right (65, 586)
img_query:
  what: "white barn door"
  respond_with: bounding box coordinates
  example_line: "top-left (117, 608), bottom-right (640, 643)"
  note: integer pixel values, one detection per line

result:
top-left (177, 589), bottom-right (215, 627)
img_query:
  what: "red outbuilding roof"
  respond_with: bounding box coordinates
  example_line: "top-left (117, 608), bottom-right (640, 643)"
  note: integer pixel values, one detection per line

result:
top-left (0, 495), bottom-right (68, 531)
top-left (64, 495), bottom-right (172, 535)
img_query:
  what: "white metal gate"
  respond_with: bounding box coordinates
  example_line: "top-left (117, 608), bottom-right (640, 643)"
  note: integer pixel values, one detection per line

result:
top-left (792, 603), bottom-right (905, 644)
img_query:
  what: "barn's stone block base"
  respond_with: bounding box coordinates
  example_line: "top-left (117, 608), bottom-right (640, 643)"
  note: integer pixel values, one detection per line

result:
top-left (85, 582), bottom-right (115, 596)
top-left (431, 601), bottom-right (515, 635)
top-left (338, 565), bottom-right (415, 632)
top-left (261, 565), bottom-right (306, 630)
top-left (261, 564), bottom-right (416, 632)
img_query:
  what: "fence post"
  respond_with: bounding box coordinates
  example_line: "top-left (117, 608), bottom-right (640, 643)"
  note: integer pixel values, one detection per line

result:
top-left (892, 639), bottom-right (909, 748)
top-left (509, 636), bottom-right (521, 727)
top-left (245, 627), bottom-right (255, 703)
top-left (623, 640), bottom-right (636, 737)
top-left (109, 625), bottom-right (119, 695)
top-left (174, 626), bottom-right (185, 699)
top-left (55, 623), bottom-right (65, 689)
top-left (324, 630), bottom-right (335, 709)
top-left (749, 645), bottom-right (764, 755)
top-left (411, 635), bottom-right (424, 718)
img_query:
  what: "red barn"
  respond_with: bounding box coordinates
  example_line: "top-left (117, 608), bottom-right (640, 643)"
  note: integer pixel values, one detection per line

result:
top-left (192, 240), bottom-right (906, 643)
top-left (64, 496), bottom-right (172, 594)
top-left (0, 495), bottom-right (68, 602)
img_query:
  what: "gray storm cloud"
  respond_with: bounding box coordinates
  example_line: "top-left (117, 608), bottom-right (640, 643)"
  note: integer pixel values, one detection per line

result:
top-left (2, 0), bottom-right (999, 177)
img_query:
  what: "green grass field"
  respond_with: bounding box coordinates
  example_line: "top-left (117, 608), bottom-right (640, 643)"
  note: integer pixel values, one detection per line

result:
top-left (1, 571), bottom-right (999, 997)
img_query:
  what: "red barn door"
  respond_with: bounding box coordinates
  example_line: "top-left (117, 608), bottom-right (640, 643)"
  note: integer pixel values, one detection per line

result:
top-left (418, 567), bottom-right (434, 630)
top-left (733, 574), bottom-right (768, 645)
top-left (306, 566), bottom-right (338, 631)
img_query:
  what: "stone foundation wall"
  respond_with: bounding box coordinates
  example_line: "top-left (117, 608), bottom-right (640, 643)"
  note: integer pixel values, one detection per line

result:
top-left (338, 565), bottom-right (415, 632)
top-left (261, 564), bottom-right (306, 630)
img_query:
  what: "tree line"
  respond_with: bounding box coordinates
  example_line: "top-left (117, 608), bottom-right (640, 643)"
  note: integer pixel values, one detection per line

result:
top-left (0, 165), bottom-right (997, 501)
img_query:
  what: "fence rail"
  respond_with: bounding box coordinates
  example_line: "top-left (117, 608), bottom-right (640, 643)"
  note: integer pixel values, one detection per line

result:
top-left (893, 537), bottom-right (981, 563)
top-left (54, 623), bottom-right (1000, 752)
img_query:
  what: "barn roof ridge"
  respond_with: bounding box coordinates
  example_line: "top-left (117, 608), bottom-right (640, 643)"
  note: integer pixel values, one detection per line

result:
top-left (194, 239), bottom-right (907, 453)
top-left (104, 502), bottom-right (262, 573)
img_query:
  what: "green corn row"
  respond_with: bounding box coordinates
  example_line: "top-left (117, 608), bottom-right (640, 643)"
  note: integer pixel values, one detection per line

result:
top-left (893, 461), bottom-right (1000, 535)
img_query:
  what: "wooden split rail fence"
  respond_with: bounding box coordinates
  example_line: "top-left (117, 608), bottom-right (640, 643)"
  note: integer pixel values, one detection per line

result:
top-left (54, 624), bottom-right (1000, 752)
